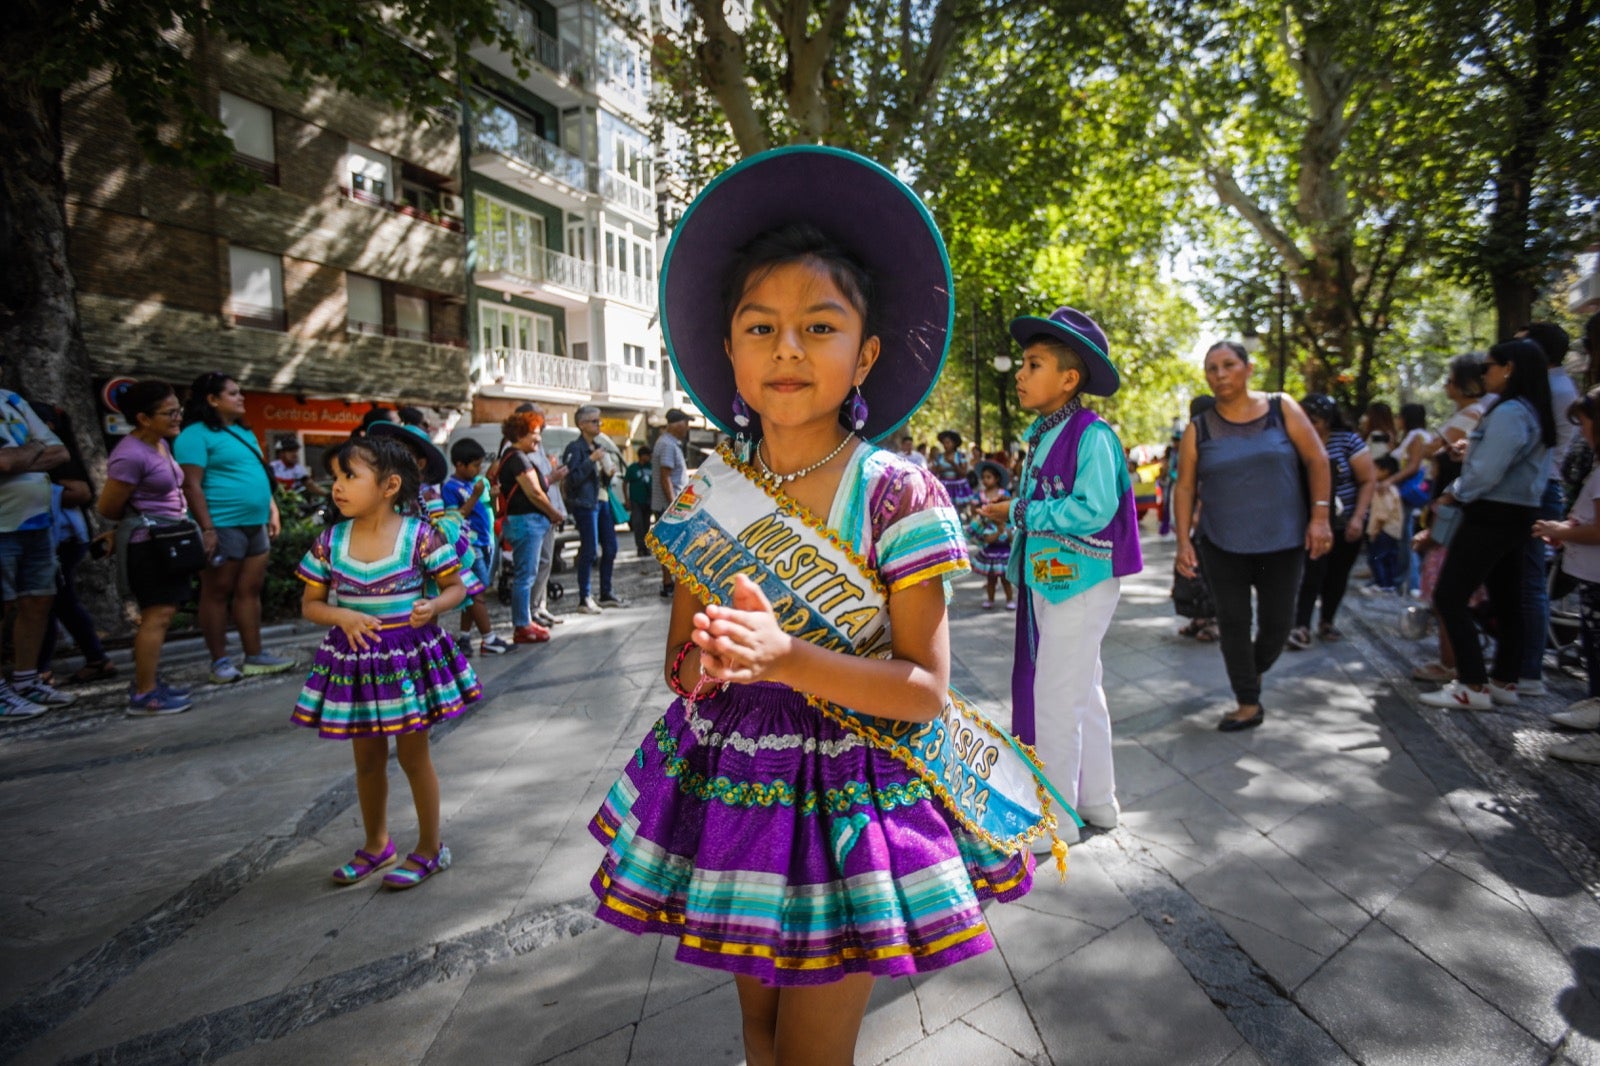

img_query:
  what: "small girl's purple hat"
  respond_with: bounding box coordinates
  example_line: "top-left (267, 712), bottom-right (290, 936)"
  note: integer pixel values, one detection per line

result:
top-left (659, 145), bottom-right (954, 440)
top-left (1009, 306), bottom-right (1120, 397)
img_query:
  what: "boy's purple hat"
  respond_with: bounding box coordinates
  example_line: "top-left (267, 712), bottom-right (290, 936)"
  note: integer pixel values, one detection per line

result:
top-left (1009, 306), bottom-right (1120, 397)
top-left (659, 145), bottom-right (954, 440)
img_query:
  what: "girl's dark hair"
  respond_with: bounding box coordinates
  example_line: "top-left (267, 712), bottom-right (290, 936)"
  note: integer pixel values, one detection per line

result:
top-left (182, 372), bottom-right (238, 431)
top-left (1375, 454), bottom-right (1400, 476)
top-left (329, 436), bottom-right (422, 514)
top-left (938, 429), bottom-right (962, 447)
top-left (118, 381), bottom-right (176, 422)
top-left (1400, 403), bottom-right (1427, 433)
top-left (1445, 353), bottom-right (1486, 398)
top-left (720, 223), bottom-right (879, 340)
top-left (1490, 338), bottom-right (1557, 447)
top-left (1567, 385), bottom-right (1600, 426)
top-left (397, 405), bottom-right (427, 428)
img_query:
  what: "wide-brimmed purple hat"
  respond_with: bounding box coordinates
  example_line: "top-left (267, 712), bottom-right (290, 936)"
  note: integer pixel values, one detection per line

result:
top-left (1008, 306), bottom-right (1120, 397)
top-left (659, 145), bottom-right (954, 440)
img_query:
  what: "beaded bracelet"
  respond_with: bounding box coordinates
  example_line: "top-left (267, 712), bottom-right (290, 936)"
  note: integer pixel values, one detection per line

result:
top-left (668, 641), bottom-right (697, 698)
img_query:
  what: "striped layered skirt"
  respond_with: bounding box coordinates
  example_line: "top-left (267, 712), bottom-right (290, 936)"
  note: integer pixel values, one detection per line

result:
top-left (590, 681), bottom-right (1033, 986)
top-left (291, 623), bottom-right (481, 739)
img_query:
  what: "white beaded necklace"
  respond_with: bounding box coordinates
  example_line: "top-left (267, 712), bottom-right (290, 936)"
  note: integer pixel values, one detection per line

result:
top-left (755, 433), bottom-right (856, 485)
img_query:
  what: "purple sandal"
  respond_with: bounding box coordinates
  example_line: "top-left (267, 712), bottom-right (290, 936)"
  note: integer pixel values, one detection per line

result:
top-left (382, 845), bottom-right (452, 891)
top-left (330, 839), bottom-right (398, 885)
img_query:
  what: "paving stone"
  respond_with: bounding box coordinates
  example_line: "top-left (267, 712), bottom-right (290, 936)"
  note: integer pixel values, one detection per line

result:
top-left (1119, 778), bottom-right (1260, 863)
top-left (628, 985), bottom-right (745, 1065)
top-left (1298, 921), bottom-right (1546, 1066)
top-left (1186, 848), bottom-right (1361, 964)
top-left (536, 1025), bottom-right (636, 1066)
top-left (879, 1019), bottom-right (1034, 1065)
top-left (215, 971), bottom-right (469, 1066)
top-left (907, 936), bottom-right (1013, 1031)
top-left (1189, 754), bottom-right (1328, 833)
top-left (1019, 913), bottom-right (1244, 1066)
top-left (638, 937), bottom-right (734, 1022)
top-left (1265, 802), bottom-right (1437, 915)
top-left (1110, 739), bottom-right (1185, 805)
top-left (1209, 910), bottom-right (1327, 991)
top-left (856, 977), bottom-right (926, 1066)
top-left (985, 898), bottom-right (1110, 983)
top-left (1380, 861), bottom-right (1579, 1044)
top-left (1136, 722), bottom-right (1257, 776)
top-left (422, 927), bottom-right (656, 1065)
top-left (1011, 847), bottom-right (1136, 930)
top-left (1216, 1044), bottom-right (1269, 1066)
top-left (960, 987), bottom-right (1046, 1061)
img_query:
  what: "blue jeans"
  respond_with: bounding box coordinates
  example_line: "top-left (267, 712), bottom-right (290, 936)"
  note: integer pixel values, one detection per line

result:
top-left (571, 505), bottom-right (617, 600)
top-left (1398, 501), bottom-right (1421, 595)
top-left (1578, 579), bottom-right (1600, 698)
top-left (1368, 533), bottom-right (1399, 590)
top-left (505, 513), bottom-right (550, 628)
top-left (1520, 478), bottom-right (1566, 680)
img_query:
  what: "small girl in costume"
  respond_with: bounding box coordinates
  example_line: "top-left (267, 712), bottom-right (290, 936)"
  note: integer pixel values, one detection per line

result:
top-left (931, 429), bottom-right (974, 506)
top-left (968, 460), bottom-right (1016, 609)
top-left (589, 146), bottom-right (1072, 1066)
top-left (294, 435), bottom-right (480, 890)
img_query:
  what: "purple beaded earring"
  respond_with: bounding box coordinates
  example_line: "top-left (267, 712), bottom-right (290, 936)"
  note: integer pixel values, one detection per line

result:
top-left (845, 386), bottom-right (868, 432)
top-left (731, 391), bottom-right (754, 462)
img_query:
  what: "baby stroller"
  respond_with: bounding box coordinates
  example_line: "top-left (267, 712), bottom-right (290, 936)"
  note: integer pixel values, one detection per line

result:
top-left (493, 519), bottom-right (563, 605)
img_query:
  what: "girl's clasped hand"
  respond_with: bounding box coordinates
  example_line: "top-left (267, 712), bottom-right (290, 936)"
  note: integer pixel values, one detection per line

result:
top-left (691, 573), bottom-right (794, 685)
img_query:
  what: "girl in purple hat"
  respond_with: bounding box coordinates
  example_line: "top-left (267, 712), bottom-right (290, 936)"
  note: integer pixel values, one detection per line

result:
top-left (588, 146), bottom-right (1072, 1066)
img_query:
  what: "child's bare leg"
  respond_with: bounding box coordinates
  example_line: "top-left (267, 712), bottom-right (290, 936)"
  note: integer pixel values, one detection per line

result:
top-left (734, 975), bottom-right (779, 1066)
top-left (985, 575), bottom-right (998, 601)
top-left (350, 736), bottom-right (391, 853)
top-left (394, 732), bottom-right (442, 866)
top-left (468, 599), bottom-right (493, 636)
top-left (774, 973), bottom-right (874, 1066)
top-left (1002, 577), bottom-right (1015, 602)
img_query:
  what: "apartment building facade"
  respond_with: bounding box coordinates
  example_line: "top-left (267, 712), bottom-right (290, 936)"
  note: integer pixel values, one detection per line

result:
top-left (63, 34), bottom-right (472, 453)
top-left (465, 0), bottom-right (687, 440)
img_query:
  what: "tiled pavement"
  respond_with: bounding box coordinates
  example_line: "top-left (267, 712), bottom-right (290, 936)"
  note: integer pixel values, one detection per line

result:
top-left (1, 537), bottom-right (1597, 1065)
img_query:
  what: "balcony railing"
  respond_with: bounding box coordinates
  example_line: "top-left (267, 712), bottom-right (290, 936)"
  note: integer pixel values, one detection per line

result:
top-left (600, 172), bottom-right (654, 217)
top-left (489, 347), bottom-right (594, 394)
top-left (488, 347), bottom-right (662, 401)
top-left (481, 247), bottom-right (597, 296)
top-left (601, 267), bottom-right (656, 309)
top-left (593, 362), bottom-right (659, 394)
top-left (470, 126), bottom-right (596, 196)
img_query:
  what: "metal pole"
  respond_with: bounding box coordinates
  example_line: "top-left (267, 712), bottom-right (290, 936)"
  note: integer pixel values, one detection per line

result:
top-left (972, 307), bottom-right (981, 453)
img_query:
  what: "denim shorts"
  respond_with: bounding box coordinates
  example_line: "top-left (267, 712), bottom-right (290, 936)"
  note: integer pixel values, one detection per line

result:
top-left (214, 524), bottom-right (270, 561)
top-left (0, 528), bottom-right (59, 600)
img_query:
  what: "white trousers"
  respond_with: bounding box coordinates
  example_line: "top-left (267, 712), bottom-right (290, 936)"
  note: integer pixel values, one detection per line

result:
top-left (1030, 578), bottom-right (1120, 810)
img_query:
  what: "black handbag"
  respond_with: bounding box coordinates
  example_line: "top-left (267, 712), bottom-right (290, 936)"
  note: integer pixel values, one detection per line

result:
top-left (145, 516), bottom-right (207, 575)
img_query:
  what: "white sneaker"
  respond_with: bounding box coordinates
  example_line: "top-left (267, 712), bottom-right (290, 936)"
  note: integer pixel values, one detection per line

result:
top-left (478, 633), bottom-right (512, 655)
top-left (1419, 682), bottom-right (1493, 711)
top-left (12, 678), bottom-right (76, 706)
top-left (0, 685), bottom-right (50, 721)
top-left (1516, 677), bottom-right (1547, 697)
top-left (1078, 801), bottom-right (1120, 829)
top-left (578, 596), bottom-right (603, 615)
top-left (1488, 681), bottom-right (1520, 706)
top-left (1549, 734), bottom-right (1600, 765)
top-left (1551, 697), bottom-right (1600, 730)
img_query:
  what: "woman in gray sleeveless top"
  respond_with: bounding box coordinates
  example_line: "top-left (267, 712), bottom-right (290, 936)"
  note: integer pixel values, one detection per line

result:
top-left (1173, 342), bottom-right (1333, 730)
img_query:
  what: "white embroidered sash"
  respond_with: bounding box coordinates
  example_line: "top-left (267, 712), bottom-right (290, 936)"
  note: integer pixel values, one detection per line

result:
top-left (650, 447), bottom-right (1079, 862)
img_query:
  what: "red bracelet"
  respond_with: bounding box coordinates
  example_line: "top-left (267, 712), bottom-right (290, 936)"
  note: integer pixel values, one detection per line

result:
top-left (669, 641), bottom-right (696, 699)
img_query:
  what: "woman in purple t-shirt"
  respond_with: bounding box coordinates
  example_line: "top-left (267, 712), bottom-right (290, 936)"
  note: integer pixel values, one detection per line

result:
top-left (98, 382), bottom-right (194, 715)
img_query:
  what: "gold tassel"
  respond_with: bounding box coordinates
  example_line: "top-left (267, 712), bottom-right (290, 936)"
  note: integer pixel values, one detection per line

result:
top-left (1052, 835), bottom-right (1069, 881)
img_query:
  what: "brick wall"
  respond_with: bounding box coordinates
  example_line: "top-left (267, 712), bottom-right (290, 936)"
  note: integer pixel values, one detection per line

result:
top-left (80, 293), bottom-right (472, 407)
top-left (62, 37), bottom-right (470, 405)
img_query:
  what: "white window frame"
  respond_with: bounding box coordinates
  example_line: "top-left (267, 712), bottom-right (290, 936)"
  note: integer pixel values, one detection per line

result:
top-left (346, 274), bottom-right (383, 335)
top-left (228, 246), bottom-right (285, 330)
top-left (347, 142), bottom-right (392, 204)
top-left (479, 301), bottom-right (555, 354)
top-left (475, 192), bottom-right (548, 276)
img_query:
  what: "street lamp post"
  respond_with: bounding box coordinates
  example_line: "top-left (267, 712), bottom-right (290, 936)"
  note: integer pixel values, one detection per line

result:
top-left (993, 353), bottom-right (1013, 453)
top-left (971, 307), bottom-right (981, 454)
